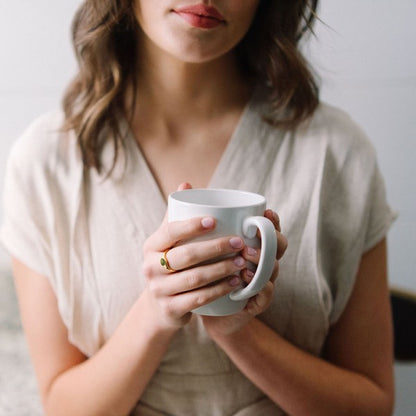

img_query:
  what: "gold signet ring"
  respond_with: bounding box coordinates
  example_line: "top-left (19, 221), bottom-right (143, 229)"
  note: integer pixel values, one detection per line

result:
top-left (160, 249), bottom-right (175, 272)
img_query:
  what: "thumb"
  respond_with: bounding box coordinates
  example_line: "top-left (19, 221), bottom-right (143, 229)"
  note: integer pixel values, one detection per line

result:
top-left (177, 182), bottom-right (193, 191)
top-left (161, 183), bottom-right (193, 224)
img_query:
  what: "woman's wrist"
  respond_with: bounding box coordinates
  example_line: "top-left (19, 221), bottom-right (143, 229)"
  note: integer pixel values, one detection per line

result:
top-left (207, 316), bottom-right (258, 346)
top-left (131, 289), bottom-right (180, 343)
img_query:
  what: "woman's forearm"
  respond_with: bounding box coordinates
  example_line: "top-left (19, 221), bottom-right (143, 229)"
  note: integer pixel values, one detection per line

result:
top-left (212, 318), bottom-right (392, 416)
top-left (44, 294), bottom-right (177, 416)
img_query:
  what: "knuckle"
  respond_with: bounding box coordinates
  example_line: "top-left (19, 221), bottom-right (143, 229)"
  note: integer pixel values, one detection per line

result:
top-left (215, 282), bottom-right (234, 299)
top-left (160, 298), bottom-right (176, 318)
top-left (214, 261), bottom-right (230, 277)
top-left (210, 282), bottom-right (231, 303)
top-left (180, 218), bottom-right (198, 236)
top-left (180, 248), bottom-right (195, 267)
top-left (264, 281), bottom-right (274, 295)
top-left (264, 288), bottom-right (275, 307)
top-left (276, 234), bottom-right (288, 259)
top-left (274, 213), bottom-right (281, 224)
top-left (186, 271), bottom-right (203, 289)
top-left (142, 261), bottom-right (154, 280)
top-left (270, 261), bottom-right (279, 282)
top-left (166, 218), bottom-right (199, 245)
top-left (195, 292), bottom-right (210, 306)
top-left (165, 223), bottom-right (176, 243)
top-left (148, 279), bottom-right (162, 296)
top-left (213, 240), bottom-right (224, 255)
top-left (250, 248), bottom-right (260, 262)
top-left (280, 235), bottom-right (288, 252)
top-left (194, 282), bottom-right (230, 307)
top-left (190, 217), bottom-right (202, 232)
top-left (274, 260), bottom-right (279, 275)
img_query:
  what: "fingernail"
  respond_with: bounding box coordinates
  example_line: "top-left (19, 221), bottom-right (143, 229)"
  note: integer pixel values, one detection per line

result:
top-left (228, 276), bottom-right (241, 287)
top-left (229, 237), bottom-right (244, 249)
top-left (233, 256), bottom-right (245, 267)
top-left (247, 247), bottom-right (257, 256)
top-left (246, 269), bottom-right (255, 278)
top-left (201, 217), bottom-right (215, 229)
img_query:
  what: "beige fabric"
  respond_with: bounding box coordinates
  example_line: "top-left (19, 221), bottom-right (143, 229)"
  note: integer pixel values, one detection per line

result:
top-left (0, 95), bottom-right (396, 415)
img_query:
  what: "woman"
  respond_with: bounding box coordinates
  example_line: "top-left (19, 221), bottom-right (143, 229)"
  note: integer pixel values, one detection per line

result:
top-left (0, 1), bottom-right (395, 415)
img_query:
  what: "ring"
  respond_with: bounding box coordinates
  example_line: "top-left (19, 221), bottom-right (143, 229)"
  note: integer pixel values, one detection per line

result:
top-left (160, 249), bottom-right (175, 272)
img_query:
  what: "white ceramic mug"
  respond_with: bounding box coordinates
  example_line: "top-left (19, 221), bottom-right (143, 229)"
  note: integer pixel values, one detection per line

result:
top-left (168, 188), bottom-right (277, 316)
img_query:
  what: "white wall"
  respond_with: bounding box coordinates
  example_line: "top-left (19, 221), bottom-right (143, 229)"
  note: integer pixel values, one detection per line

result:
top-left (306, 3), bottom-right (416, 415)
top-left (0, 1), bottom-right (415, 414)
top-left (307, 0), bottom-right (416, 294)
top-left (0, 1), bottom-right (80, 269)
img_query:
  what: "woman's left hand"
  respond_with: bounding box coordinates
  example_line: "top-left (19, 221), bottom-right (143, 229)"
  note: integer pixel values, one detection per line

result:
top-left (202, 209), bottom-right (288, 338)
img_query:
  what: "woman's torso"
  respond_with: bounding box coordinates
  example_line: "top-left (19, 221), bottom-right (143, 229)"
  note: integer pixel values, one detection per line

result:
top-left (1, 96), bottom-right (395, 415)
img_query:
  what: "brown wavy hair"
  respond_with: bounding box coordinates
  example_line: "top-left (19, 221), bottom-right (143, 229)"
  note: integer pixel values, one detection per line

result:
top-left (63, 0), bottom-right (319, 172)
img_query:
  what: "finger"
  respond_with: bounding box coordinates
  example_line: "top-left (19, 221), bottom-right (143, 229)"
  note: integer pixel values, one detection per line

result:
top-left (245, 281), bottom-right (274, 316)
top-left (255, 210), bottom-right (286, 258)
top-left (145, 216), bottom-right (216, 252)
top-left (240, 258), bottom-right (278, 285)
top-left (153, 255), bottom-right (246, 296)
top-left (240, 268), bottom-right (255, 285)
top-left (265, 210), bottom-right (287, 259)
top-left (163, 183), bottom-right (192, 224)
top-left (163, 275), bottom-right (243, 317)
top-left (242, 245), bottom-right (260, 264)
top-left (264, 209), bottom-right (281, 232)
top-left (177, 182), bottom-right (192, 191)
top-left (270, 260), bottom-right (279, 283)
top-left (250, 229), bottom-right (287, 261)
top-left (276, 231), bottom-right (288, 260)
top-left (246, 281), bottom-right (274, 314)
top-left (161, 235), bottom-right (245, 272)
top-left (145, 182), bottom-right (193, 251)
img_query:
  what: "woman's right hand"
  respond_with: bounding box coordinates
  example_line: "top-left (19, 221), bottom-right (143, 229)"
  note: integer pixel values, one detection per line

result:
top-left (141, 213), bottom-right (247, 331)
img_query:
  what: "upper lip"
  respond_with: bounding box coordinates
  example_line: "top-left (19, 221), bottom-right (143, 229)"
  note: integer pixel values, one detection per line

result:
top-left (173, 4), bottom-right (225, 21)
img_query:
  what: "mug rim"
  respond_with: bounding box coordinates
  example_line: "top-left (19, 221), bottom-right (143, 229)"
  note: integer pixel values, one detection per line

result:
top-left (169, 188), bottom-right (266, 209)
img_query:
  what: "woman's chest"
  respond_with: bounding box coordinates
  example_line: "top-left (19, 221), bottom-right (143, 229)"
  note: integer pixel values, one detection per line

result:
top-left (82, 172), bottom-right (332, 356)
top-left (137, 134), bottom-right (230, 199)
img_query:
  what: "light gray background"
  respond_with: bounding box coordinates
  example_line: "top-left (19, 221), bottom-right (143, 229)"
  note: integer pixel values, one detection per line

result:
top-left (0, 1), bottom-right (415, 415)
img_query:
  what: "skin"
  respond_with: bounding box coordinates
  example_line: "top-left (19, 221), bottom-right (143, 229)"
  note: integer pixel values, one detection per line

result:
top-left (134, 0), bottom-right (260, 64)
top-left (11, 1), bottom-right (394, 415)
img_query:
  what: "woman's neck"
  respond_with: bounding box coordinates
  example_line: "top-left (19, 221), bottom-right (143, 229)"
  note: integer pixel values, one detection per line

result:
top-left (132, 42), bottom-right (251, 132)
top-left (127, 38), bottom-right (253, 196)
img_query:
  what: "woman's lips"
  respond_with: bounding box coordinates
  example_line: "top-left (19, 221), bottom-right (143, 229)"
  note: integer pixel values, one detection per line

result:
top-left (173, 4), bottom-right (225, 29)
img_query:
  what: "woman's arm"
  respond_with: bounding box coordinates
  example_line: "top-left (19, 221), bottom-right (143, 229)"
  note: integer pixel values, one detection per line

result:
top-left (208, 238), bottom-right (394, 416)
top-left (12, 258), bottom-right (177, 416)
top-left (12, 204), bottom-right (250, 415)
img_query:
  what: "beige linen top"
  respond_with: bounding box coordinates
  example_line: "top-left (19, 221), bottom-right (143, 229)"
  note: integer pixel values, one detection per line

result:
top-left (0, 96), bottom-right (396, 415)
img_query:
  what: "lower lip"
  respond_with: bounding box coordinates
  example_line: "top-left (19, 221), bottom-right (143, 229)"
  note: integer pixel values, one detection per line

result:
top-left (175, 12), bottom-right (223, 29)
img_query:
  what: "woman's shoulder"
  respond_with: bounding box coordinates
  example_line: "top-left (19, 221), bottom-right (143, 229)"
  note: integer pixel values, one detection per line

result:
top-left (306, 102), bottom-right (376, 156)
top-left (7, 110), bottom-right (82, 176)
top-left (252, 92), bottom-right (376, 159)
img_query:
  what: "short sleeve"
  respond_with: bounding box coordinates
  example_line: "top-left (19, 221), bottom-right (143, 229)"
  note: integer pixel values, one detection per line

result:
top-left (0, 131), bottom-right (54, 282)
top-left (330, 156), bottom-right (396, 326)
top-left (363, 162), bottom-right (397, 253)
top-left (316, 111), bottom-right (397, 325)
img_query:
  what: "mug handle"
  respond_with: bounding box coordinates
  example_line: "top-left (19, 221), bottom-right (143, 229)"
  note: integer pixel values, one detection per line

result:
top-left (229, 216), bottom-right (277, 301)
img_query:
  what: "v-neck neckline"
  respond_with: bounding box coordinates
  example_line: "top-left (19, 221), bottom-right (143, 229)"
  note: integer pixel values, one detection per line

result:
top-left (98, 92), bottom-right (272, 240)
top-left (123, 93), bottom-right (258, 207)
